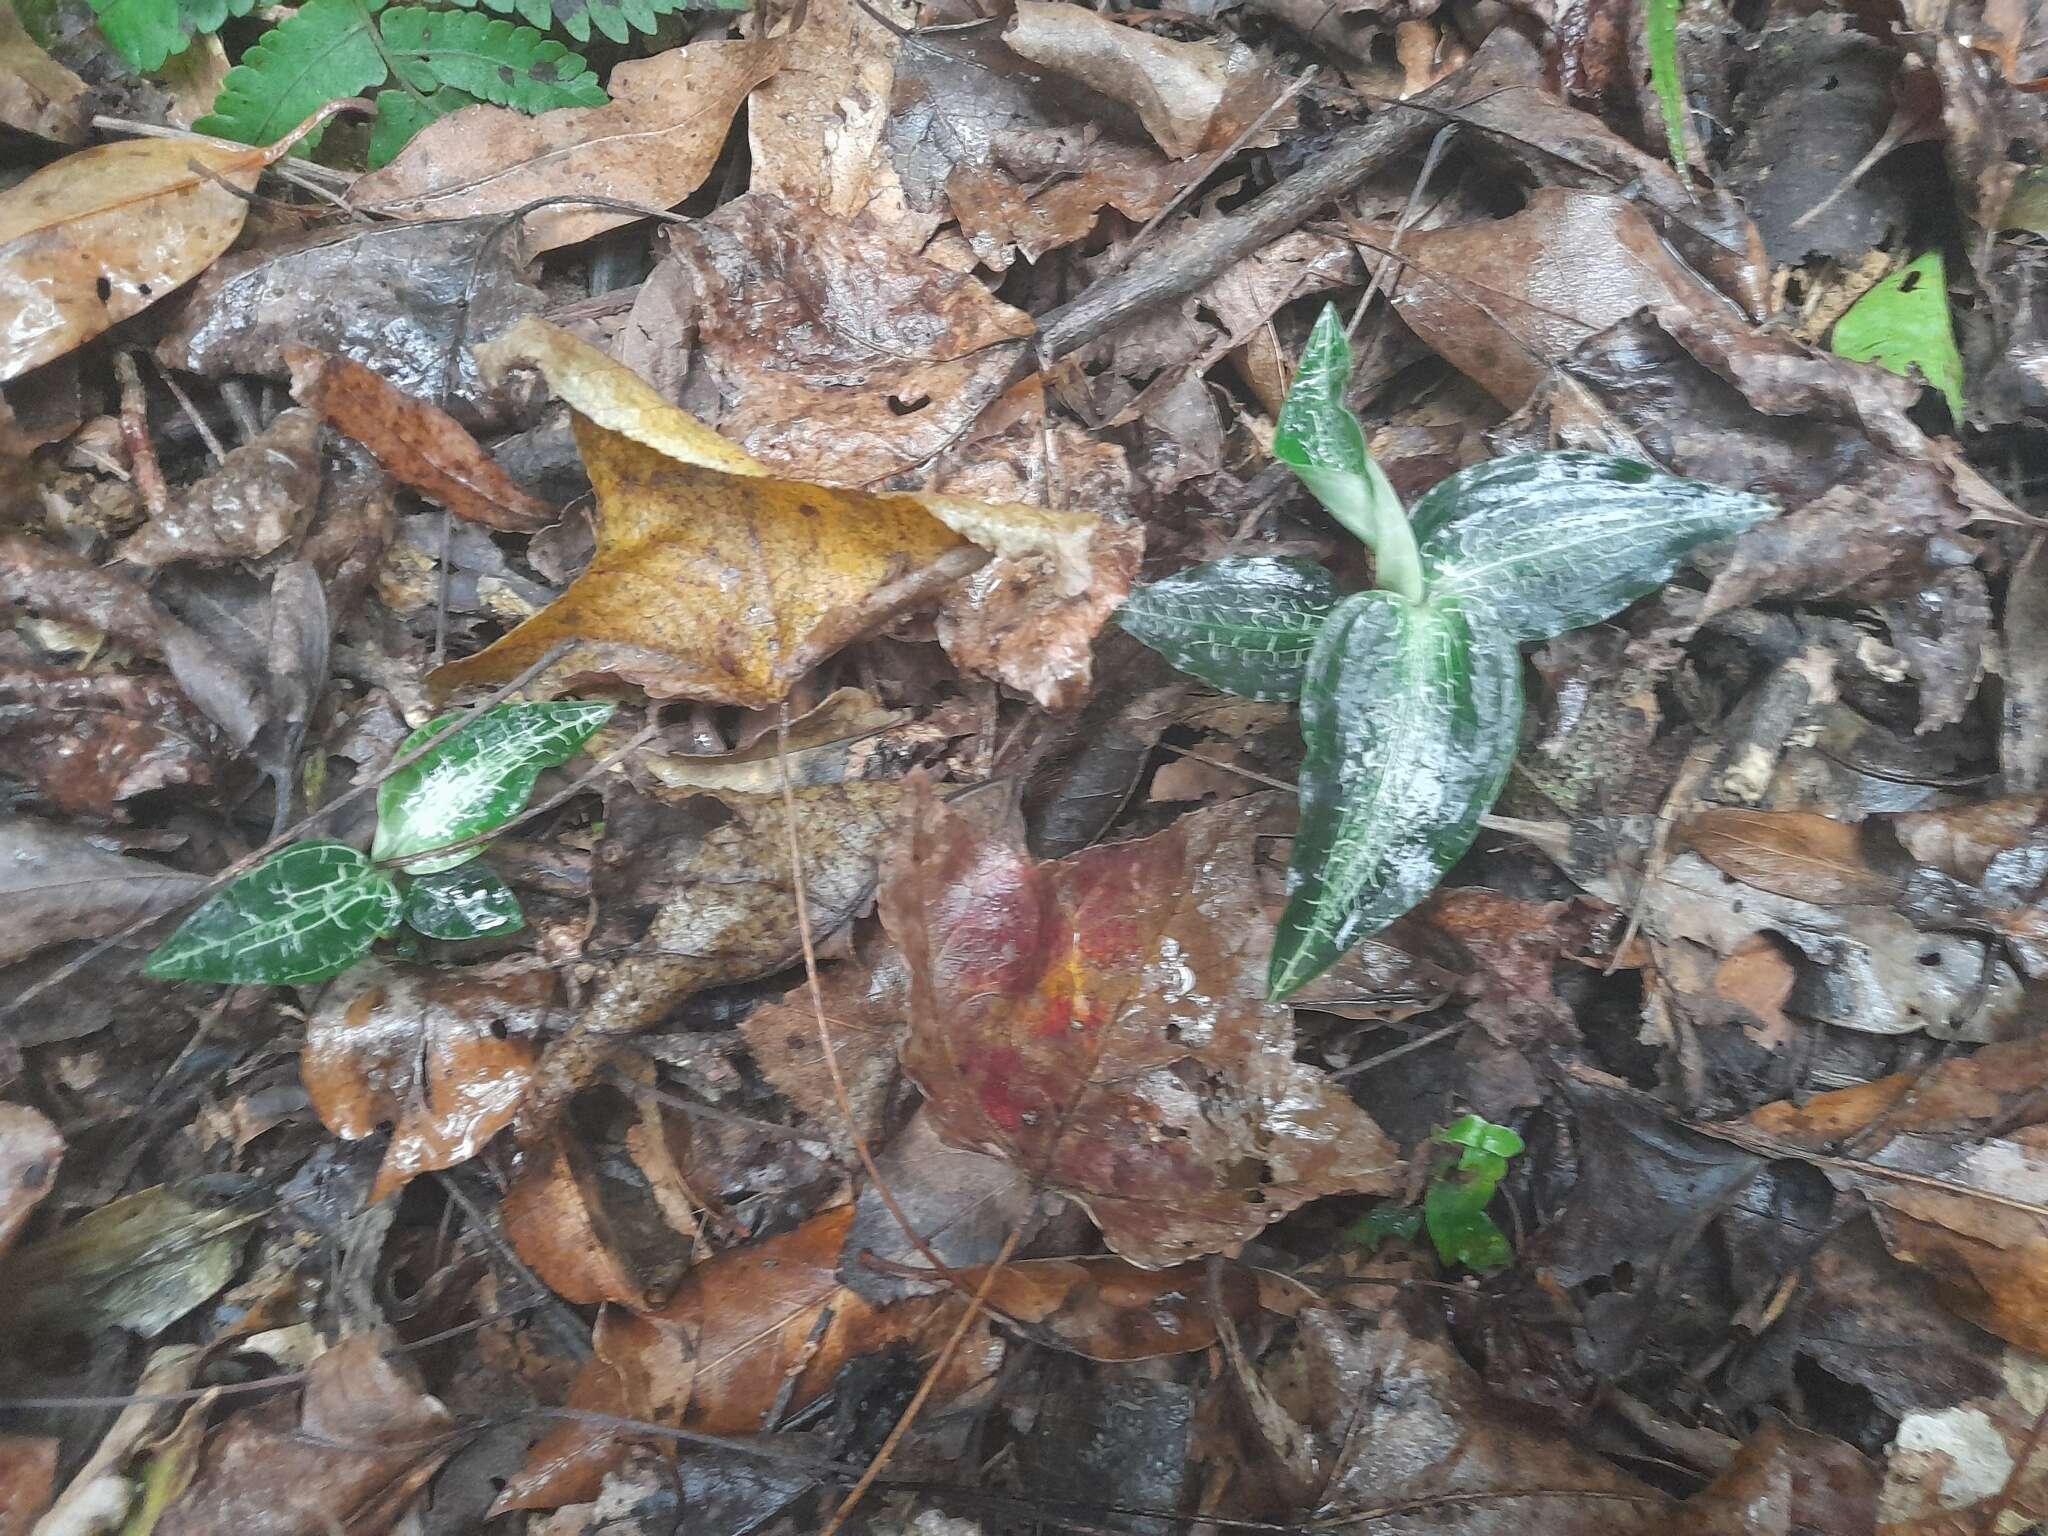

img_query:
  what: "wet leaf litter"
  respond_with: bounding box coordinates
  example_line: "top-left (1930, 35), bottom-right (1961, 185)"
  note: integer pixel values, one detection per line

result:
top-left (3, 0), bottom-right (2048, 1533)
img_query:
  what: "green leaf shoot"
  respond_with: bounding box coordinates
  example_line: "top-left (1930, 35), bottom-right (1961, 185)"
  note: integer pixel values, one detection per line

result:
top-left (1412, 452), bottom-right (1775, 643)
top-left (373, 700), bottom-right (614, 875)
top-left (144, 843), bottom-right (403, 986)
top-left (87, 0), bottom-right (258, 72)
top-left (1116, 557), bottom-right (1340, 701)
top-left (1645, 0), bottom-right (1690, 180)
top-left (1273, 305), bottom-right (1420, 601)
top-left (403, 863), bottom-right (526, 940)
top-left (1831, 250), bottom-right (1967, 420)
top-left (1422, 1115), bottom-right (1523, 1272)
top-left (1269, 591), bottom-right (1522, 999)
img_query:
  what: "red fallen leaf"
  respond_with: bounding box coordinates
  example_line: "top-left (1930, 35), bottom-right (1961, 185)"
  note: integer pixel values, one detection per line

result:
top-left (287, 346), bottom-right (554, 531)
top-left (879, 785), bottom-right (1400, 1267)
top-left (302, 959), bottom-right (564, 1204)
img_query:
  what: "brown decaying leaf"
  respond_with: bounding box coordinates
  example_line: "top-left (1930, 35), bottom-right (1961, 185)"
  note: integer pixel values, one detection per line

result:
top-left (947, 143), bottom-right (1182, 269)
top-left (0, 1103), bottom-right (61, 1256)
top-left (678, 193), bottom-right (1037, 487)
top-left (881, 786), bottom-right (1401, 1267)
top-left (0, 819), bottom-right (209, 968)
top-left (746, 0), bottom-right (911, 228)
top-left (541, 781), bottom-right (906, 1100)
top-left (287, 348), bottom-right (553, 532)
top-left (433, 318), bottom-right (1111, 708)
top-left (0, 668), bottom-right (222, 816)
top-left (1750, 1036), bottom-right (2048, 1356)
top-left (0, 125), bottom-right (312, 383)
top-left (0, 3), bottom-right (85, 143)
top-left (501, 1200), bottom-right (1250, 1512)
top-left (155, 216), bottom-right (544, 428)
top-left (841, 1107), bottom-right (1036, 1303)
top-left (302, 958), bottom-right (564, 1203)
top-left (156, 1333), bottom-right (456, 1536)
top-left (1247, 1306), bottom-right (1661, 1532)
top-left (739, 924), bottom-right (909, 1151)
top-left (502, 1128), bottom-right (646, 1307)
top-left (1668, 1421), bottom-right (1877, 1536)
top-left (1677, 808), bottom-right (1906, 907)
top-left (349, 41), bottom-right (784, 253)
top-left (0, 1435), bottom-right (57, 1536)
top-left (1374, 188), bottom-right (1741, 408)
top-left (1001, 0), bottom-right (1285, 159)
top-left (114, 406), bottom-right (324, 566)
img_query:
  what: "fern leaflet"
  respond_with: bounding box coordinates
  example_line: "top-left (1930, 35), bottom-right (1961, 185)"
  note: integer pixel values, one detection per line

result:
top-left (88, 0), bottom-right (260, 73)
top-left (444, 0), bottom-right (741, 47)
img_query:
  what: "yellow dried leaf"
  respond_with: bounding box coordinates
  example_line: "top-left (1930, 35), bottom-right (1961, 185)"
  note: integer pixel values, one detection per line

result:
top-left (432, 319), bottom-right (1105, 708)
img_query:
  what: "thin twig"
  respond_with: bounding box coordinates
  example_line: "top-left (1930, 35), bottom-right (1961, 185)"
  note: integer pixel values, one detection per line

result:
top-left (149, 359), bottom-right (229, 463)
top-left (115, 353), bottom-right (169, 518)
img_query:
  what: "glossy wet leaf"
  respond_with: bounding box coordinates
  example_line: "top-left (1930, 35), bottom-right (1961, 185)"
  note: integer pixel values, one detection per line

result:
top-left (1423, 1114), bottom-right (1522, 1272)
top-left (1271, 592), bottom-right (1522, 999)
top-left (1830, 250), bottom-right (1966, 419)
top-left (1411, 452), bottom-right (1776, 644)
top-left (145, 843), bottom-right (403, 987)
top-left (1116, 556), bottom-right (1339, 700)
top-left (881, 786), bottom-right (1400, 1266)
top-left (1271, 307), bottom-right (1410, 584)
top-left (403, 863), bottom-right (525, 940)
top-left (373, 701), bottom-right (613, 874)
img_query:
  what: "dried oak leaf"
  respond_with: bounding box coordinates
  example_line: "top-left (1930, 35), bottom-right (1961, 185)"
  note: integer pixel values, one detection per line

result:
top-left (0, 1102), bottom-right (60, 1256)
top-left (114, 406), bottom-right (323, 566)
top-left (286, 347), bottom-right (552, 531)
top-left (155, 216), bottom-right (545, 428)
top-left (880, 785), bottom-right (1400, 1267)
top-left (1749, 1035), bottom-right (2048, 1356)
top-left (434, 318), bottom-right (1112, 708)
top-left (303, 958), bottom-right (565, 1203)
top-left (349, 41), bottom-right (785, 253)
top-left (156, 1333), bottom-right (457, 1536)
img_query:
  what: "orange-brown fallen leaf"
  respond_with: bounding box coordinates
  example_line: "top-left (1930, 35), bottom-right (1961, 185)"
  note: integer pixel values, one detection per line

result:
top-left (155, 1333), bottom-right (458, 1536)
top-left (286, 347), bottom-right (553, 531)
top-left (0, 112), bottom-right (336, 383)
top-left (1749, 1036), bottom-right (2048, 1355)
top-left (302, 958), bottom-right (564, 1204)
top-left (1678, 807), bottom-right (1906, 907)
top-left (348, 41), bottom-right (785, 252)
top-left (499, 1203), bottom-right (1254, 1512)
top-left (0, 1103), bottom-right (59, 1257)
top-left (432, 319), bottom-right (1111, 709)
top-left (502, 1128), bottom-right (647, 1307)
top-left (881, 785), bottom-right (1401, 1267)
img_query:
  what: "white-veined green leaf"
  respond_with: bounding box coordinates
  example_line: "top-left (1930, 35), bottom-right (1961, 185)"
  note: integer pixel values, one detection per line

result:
top-left (374, 701), bottom-right (614, 874)
top-left (1269, 591), bottom-right (1521, 999)
top-left (403, 863), bottom-right (526, 940)
top-left (1116, 557), bottom-right (1340, 700)
top-left (1412, 452), bottom-right (1774, 644)
top-left (144, 843), bottom-right (403, 986)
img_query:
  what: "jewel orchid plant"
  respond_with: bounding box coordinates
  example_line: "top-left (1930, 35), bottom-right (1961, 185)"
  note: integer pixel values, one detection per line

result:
top-left (1118, 305), bottom-right (1775, 999)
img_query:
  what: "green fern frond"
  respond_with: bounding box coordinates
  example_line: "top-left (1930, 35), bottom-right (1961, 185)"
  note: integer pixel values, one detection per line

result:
top-left (88, 0), bottom-right (259, 73)
top-left (445, 0), bottom-right (741, 48)
top-left (366, 84), bottom-right (475, 168)
top-left (196, 0), bottom-right (604, 159)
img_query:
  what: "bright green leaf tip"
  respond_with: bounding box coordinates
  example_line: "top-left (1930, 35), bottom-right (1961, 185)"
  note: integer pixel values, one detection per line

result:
top-left (1831, 250), bottom-right (1967, 421)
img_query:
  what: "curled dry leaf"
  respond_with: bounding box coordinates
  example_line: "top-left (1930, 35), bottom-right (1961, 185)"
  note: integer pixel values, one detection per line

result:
top-left (0, 121), bottom-right (318, 383)
top-left (156, 216), bottom-right (545, 428)
top-left (0, 818), bottom-right (209, 967)
top-left (302, 958), bottom-right (564, 1203)
top-left (155, 1333), bottom-right (457, 1536)
top-left (1749, 1035), bottom-right (2048, 1356)
top-left (287, 347), bottom-right (553, 531)
top-left (114, 406), bottom-right (324, 566)
top-left (880, 785), bottom-right (1401, 1267)
top-left (0, 1102), bottom-right (61, 1256)
top-left (1002, 0), bottom-right (1286, 159)
top-left (433, 319), bottom-right (1109, 708)
top-left (350, 42), bottom-right (785, 253)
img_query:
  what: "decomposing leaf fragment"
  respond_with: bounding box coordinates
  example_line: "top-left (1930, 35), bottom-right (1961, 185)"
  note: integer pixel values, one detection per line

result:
top-left (0, 1103), bottom-right (61, 1256)
top-left (881, 786), bottom-right (1400, 1266)
top-left (1677, 808), bottom-right (1905, 907)
top-left (0, 818), bottom-right (209, 967)
top-left (287, 347), bottom-right (553, 531)
top-left (114, 406), bottom-right (325, 566)
top-left (434, 319), bottom-right (1109, 708)
top-left (302, 958), bottom-right (562, 1202)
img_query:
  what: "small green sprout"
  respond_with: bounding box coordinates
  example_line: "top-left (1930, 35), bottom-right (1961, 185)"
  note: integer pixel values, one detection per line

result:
top-left (1348, 1114), bottom-right (1527, 1274)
